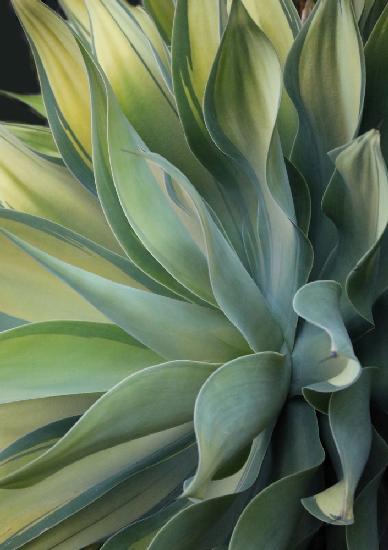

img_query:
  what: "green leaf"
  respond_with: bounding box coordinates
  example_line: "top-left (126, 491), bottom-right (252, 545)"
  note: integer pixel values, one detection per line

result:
top-left (83, 45), bottom-right (199, 303)
top-left (0, 126), bottom-right (117, 252)
top-left (1, 123), bottom-right (59, 158)
top-left (285, 0), bottom-right (364, 274)
top-left (362, 3), bottom-right (388, 166)
top-left (85, 0), bottom-right (219, 203)
top-left (172, 0), bottom-right (250, 260)
top-left (0, 90), bottom-right (46, 117)
top-left (0, 360), bottom-right (214, 488)
top-left (355, 290), bottom-right (388, 413)
top-left (229, 400), bottom-right (324, 550)
top-left (59, 0), bottom-right (91, 40)
top-left (104, 91), bottom-right (284, 350)
top-left (0, 312), bottom-right (25, 332)
top-left (0, 416), bottom-right (79, 478)
top-left (0, 208), bottom-right (167, 324)
top-left (346, 228), bottom-right (388, 325)
top-left (183, 352), bottom-right (289, 498)
top-left (205, 0), bottom-right (282, 195)
top-left (12, 0), bottom-right (95, 191)
top-left (13, 442), bottom-right (196, 549)
top-left (1, 228), bottom-right (249, 362)
top-left (286, 159), bottom-right (311, 236)
top-left (148, 494), bottom-right (247, 550)
top-left (359, 0), bottom-right (388, 41)
top-left (323, 131), bottom-right (388, 325)
top-left (0, 321), bottom-right (161, 402)
top-left (101, 501), bottom-right (188, 549)
top-left (303, 371), bottom-right (372, 525)
top-left (107, 95), bottom-right (216, 306)
top-left (294, 281), bottom-right (355, 358)
top-left (0, 394), bottom-right (98, 451)
top-left (144, 0), bottom-right (175, 44)
top-left (241, 0), bottom-right (300, 61)
top-left (204, 0), bottom-right (312, 345)
top-left (152, 155), bottom-right (285, 351)
top-left (187, 421), bottom-right (274, 502)
top-left (324, 132), bottom-right (388, 279)
top-left (353, 0), bottom-right (366, 19)
top-left (346, 429), bottom-right (388, 549)
top-left (241, 0), bottom-right (300, 155)
top-left (0, 425), bottom-right (192, 545)
top-left (292, 281), bottom-right (361, 399)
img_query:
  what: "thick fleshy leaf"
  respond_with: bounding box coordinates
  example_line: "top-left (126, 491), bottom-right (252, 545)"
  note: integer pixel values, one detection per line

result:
top-left (12, 442), bottom-right (196, 549)
top-left (12, 0), bottom-right (94, 190)
top-left (104, 76), bottom-right (285, 349)
top-left (287, 0), bottom-right (364, 152)
top-left (347, 226), bottom-right (388, 324)
top-left (353, 0), bottom-right (366, 19)
top-left (148, 494), bottom-right (247, 550)
top-left (0, 321), bottom-right (161, 402)
top-left (172, 0), bottom-right (249, 259)
top-left (0, 313), bottom-right (25, 332)
top-left (101, 502), bottom-right (188, 549)
top-left (323, 131), bottom-right (388, 329)
top-left (204, 0), bottom-right (312, 345)
top-left (0, 425), bottom-right (192, 544)
top-left (189, 426), bottom-right (273, 501)
top-left (183, 352), bottom-right (289, 498)
top-left (107, 94), bottom-right (215, 306)
top-left (0, 209), bottom-right (167, 324)
top-left (360, 0), bottom-right (388, 41)
top-left (85, 0), bottom-right (218, 203)
top-left (0, 416), bottom-right (79, 478)
top-left (0, 90), bottom-right (46, 117)
top-left (1, 123), bottom-right (59, 158)
top-left (323, 132), bottom-right (388, 321)
top-left (241, 0), bottom-right (300, 154)
top-left (241, 0), bottom-right (300, 62)
top-left (285, 0), bottom-right (364, 273)
top-left (346, 429), bottom-right (388, 549)
top-left (2, 229), bottom-right (249, 361)
top-left (125, 152), bottom-right (284, 353)
top-left (230, 400), bottom-right (324, 549)
top-left (0, 360), bottom-right (213, 487)
top-left (205, 0), bottom-right (282, 192)
top-left (59, 0), bottom-right (91, 39)
top-left (362, 3), bottom-right (388, 171)
top-left (292, 281), bottom-right (360, 398)
top-left (355, 291), bottom-right (388, 413)
top-left (144, 0), bottom-right (175, 44)
top-left (0, 394), bottom-right (98, 451)
top-left (286, 159), bottom-right (311, 235)
top-left (0, 126), bottom-right (117, 252)
top-left (294, 281), bottom-right (355, 358)
top-left (84, 47), bottom-right (198, 303)
top-left (0, 217), bottom-right (102, 324)
top-left (83, 36), bottom-right (282, 349)
top-left (303, 371), bottom-right (372, 525)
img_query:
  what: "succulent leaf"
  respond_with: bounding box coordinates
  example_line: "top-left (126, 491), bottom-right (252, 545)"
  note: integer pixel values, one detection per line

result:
top-left (12, 0), bottom-right (95, 191)
top-left (285, 0), bottom-right (365, 274)
top-left (1, 0), bottom-right (388, 545)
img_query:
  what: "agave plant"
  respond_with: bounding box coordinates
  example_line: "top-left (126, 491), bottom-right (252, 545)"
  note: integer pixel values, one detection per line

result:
top-left (0, 0), bottom-right (387, 547)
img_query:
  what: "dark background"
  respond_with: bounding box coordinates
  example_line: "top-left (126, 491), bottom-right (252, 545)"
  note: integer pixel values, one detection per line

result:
top-left (0, 0), bottom-right (141, 124)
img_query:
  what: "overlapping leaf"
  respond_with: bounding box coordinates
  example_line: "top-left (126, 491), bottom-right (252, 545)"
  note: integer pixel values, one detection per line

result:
top-left (205, 0), bottom-right (312, 345)
top-left (12, 0), bottom-right (94, 190)
top-left (285, 0), bottom-right (364, 273)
